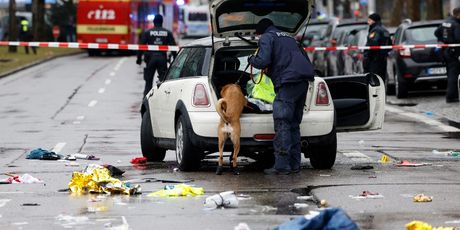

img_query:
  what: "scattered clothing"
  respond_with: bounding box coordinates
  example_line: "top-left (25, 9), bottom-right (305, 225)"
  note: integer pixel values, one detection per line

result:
top-left (1, 174), bottom-right (44, 184)
top-left (130, 157), bottom-right (148, 165)
top-left (103, 165), bottom-right (125, 177)
top-left (204, 191), bottom-right (239, 209)
top-left (406, 220), bottom-right (456, 230)
top-left (148, 184), bottom-right (204, 197)
top-left (26, 148), bottom-right (61, 160)
top-left (413, 194), bottom-right (433, 202)
top-left (274, 208), bottom-right (359, 230)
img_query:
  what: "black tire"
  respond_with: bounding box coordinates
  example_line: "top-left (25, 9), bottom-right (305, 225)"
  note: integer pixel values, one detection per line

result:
top-left (175, 115), bottom-right (201, 171)
top-left (395, 71), bottom-right (408, 98)
top-left (140, 110), bottom-right (166, 161)
top-left (304, 128), bottom-right (337, 169)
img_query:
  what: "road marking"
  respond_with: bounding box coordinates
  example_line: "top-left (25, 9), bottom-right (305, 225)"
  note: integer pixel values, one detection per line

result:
top-left (342, 151), bottom-right (373, 162)
top-left (0, 199), bottom-right (11, 208)
top-left (386, 105), bottom-right (459, 132)
top-left (88, 100), bottom-right (98, 107)
top-left (105, 79), bottom-right (111, 85)
top-left (114, 57), bottom-right (126, 71)
top-left (110, 72), bottom-right (116, 77)
top-left (52, 142), bottom-right (66, 153)
top-left (72, 121), bottom-right (81, 125)
top-left (98, 88), bottom-right (105, 94)
top-left (76, 115), bottom-right (85, 120)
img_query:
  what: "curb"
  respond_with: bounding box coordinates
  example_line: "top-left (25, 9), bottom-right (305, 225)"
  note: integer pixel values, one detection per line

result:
top-left (0, 51), bottom-right (84, 79)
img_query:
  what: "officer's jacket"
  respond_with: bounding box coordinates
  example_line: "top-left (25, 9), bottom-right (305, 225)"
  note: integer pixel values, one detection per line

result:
top-left (138, 27), bottom-right (176, 58)
top-left (363, 22), bottom-right (390, 61)
top-left (249, 26), bottom-right (314, 89)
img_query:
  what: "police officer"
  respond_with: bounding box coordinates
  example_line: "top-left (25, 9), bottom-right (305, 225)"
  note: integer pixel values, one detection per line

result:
top-left (136, 15), bottom-right (177, 97)
top-left (19, 19), bottom-right (36, 55)
top-left (363, 13), bottom-right (390, 82)
top-left (435, 7), bottom-right (460, 103)
top-left (248, 19), bottom-right (315, 175)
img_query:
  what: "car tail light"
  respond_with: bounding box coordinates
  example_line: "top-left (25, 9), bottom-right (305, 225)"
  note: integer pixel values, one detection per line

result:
top-left (399, 48), bottom-right (411, 58)
top-left (403, 73), bottom-right (413, 78)
top-left (254, 134), bottom-right (275, 141)
top-left (316, 82), bottom-right (330, 105)
top-left (192, 84), bottom-right (209, 106)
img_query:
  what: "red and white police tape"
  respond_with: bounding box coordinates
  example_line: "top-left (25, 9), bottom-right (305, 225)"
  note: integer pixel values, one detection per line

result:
top-left (1, 41), bottom-right (460, 52)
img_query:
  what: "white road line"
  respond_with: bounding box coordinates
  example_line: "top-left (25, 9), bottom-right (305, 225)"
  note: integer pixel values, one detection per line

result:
top-left (110, 72), bottom-right (116, 77)
top-left (98, 88), bottom-right (105, 94)
top-left (342, 151), bottom-right (373, 160)
top-left (72, 121), bottom-right (81, 125)
top-left (114, 58), bottom-right (126, 71)
top-left (76, 115), bottom-right (85, 120)
top-left (105, 79), bottom-right (111, 85)
top-left (386, 105), bottom-right (459, 132)
top-left (88, 100), bottom-right (98, 107)
top-left (51, 142), bottom-right (66, 153)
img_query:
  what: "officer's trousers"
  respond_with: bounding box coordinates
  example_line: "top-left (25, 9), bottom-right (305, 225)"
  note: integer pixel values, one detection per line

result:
top-left (272, 81), bottom-right (309, 172)
top-left (446, 59), bottom-right (460, 101)
top-left (366, 57), bottom-right (387, 82)
top-left (143, 57), bottom-right (167, 97)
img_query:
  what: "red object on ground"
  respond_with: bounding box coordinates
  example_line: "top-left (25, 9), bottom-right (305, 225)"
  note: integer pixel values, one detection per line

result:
top-left (130, 157), bottom-right (148, 165)
top-left (395, 160), bottom-right (428, 167)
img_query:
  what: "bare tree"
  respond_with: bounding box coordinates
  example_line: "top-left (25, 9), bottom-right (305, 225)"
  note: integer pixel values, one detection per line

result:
top-left (32, 0), bottom-right (46, 41)
top-left (8, 0), bottom-right (18, 53)
top-left (389, 0), bottom-right (403, 26)
top-left (407, 0), bottom-right (420, 21)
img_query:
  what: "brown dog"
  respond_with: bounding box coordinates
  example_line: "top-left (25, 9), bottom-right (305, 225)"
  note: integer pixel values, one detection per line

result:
top-left (215, 84), bottom-right (247, 175)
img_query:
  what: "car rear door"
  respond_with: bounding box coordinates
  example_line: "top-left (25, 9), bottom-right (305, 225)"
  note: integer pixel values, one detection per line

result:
top-left (324, 73), bottom-right (385, 131)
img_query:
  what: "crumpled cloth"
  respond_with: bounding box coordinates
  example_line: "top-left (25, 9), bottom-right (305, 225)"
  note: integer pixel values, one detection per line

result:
top-left (130, 157), bottom-right (148, 165)
top-left (26, 148), bottom-right (61, 160)
top-left (274, 208), bottom-right (359, 230)
top-left (406, 220), bottom-right (456, 230)
top-left (68, 166), bottom-right (140, 195)
top-left (148, 184), bottom-right (204, 197)
top-left (1, 174), bottom-right (44, 184)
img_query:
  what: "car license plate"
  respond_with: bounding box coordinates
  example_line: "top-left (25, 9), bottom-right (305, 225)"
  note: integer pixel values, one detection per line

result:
top-left (428, 67), bottom-right (446, 75)
top-left (96, 38), bottom-right (108, 43)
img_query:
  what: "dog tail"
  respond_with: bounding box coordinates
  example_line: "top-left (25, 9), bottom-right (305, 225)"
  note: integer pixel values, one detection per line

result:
top-left (216, 98), bottom-right (230, 123)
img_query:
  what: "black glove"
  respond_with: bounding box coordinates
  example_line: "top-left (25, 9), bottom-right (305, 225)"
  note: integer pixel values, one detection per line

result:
top-left (136, 58), bottom-right (142, 65)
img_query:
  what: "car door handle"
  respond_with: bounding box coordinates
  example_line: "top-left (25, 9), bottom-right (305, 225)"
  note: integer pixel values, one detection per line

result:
top-left (164, 90), bottom-right (171, 95)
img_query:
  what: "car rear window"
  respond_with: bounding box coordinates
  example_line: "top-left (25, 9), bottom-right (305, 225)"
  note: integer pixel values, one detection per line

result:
top-left (404, 26), bottom-right (438, 44)
top-left (188, 12), bottom-right (208, 22)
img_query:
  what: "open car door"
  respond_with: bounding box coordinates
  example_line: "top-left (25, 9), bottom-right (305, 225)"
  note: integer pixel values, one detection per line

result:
top-left (324, 73), bottom-right (385, 131)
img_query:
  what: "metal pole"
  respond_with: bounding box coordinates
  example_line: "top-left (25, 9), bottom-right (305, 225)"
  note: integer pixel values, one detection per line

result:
top-left (327, 0), bottom-right (334, 17)
top-left (368, 0), bottom-right (375, 14)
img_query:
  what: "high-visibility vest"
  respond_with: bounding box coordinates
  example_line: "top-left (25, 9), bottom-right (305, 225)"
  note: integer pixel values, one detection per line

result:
top-left (21, 20), bottom-right (29, 32)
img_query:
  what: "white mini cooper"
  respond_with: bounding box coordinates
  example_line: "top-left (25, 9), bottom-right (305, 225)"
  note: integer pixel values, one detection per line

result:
top-left (140, 0), bottom-right (385, 171)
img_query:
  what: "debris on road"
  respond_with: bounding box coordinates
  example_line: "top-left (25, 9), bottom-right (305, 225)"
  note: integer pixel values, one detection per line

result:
top-left (103, 165), bottom-right (125, 177)
top-left (130, 157), bottom-right (147, 165)
top-left (396, 160), bottom-right (432, 167)
top-left (413, 194), bottom-right (433, 202)
top-left (148, 184), bottom-right (204, 197)
top-left (234, 222), bottom-right (251, 230)
top-left (406, 220), bottom-right (456, 230)
top-left (1, 173), bottom-right (44, 184)
top-left (204, 191), bottom-right (239, 209)
top-left (293, 203), bottom-right (309, 209)
top-left (68, 165), bottom-right (140, 195)
top-left (320, 199), bottom-right (328, 208)
top-left (124, 178), bottom-right (194, 184)
top-left (274, 208), bottom-right (359, 230)
top-left (65, 162), bottom-right (80, 167)
top-left (72, 153), bottom-right (100, 160)
top-left (432, 150), bottom-right (460, 157)
top-left (379, 154), bottom-right (391, 163)
top-left (350, 164), bottom-right (374, 170)
top-left (297, 195), bottom-right (314, 201)
top-left (349, 191), bottom-right (384, 199)
top-left (56, 214), bottom-right (91, 227)
top-left (26, 148), bottom-right (61, 160)
top-left (21, 203), bottom-right (40, 206)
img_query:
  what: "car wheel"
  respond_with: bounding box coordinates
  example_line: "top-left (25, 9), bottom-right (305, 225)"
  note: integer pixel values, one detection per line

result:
top-left (175, 115), bottom-right (201, 171)
top-left (304, 128), bottom-right (337, 170)
top-left (395, 71), bottom-right (408, 98)
top-left (140, 110), bottom-right (166, 161)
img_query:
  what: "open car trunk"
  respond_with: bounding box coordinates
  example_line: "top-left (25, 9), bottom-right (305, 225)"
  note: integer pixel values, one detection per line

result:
top-left (211, 48), bottom-right (273, 114)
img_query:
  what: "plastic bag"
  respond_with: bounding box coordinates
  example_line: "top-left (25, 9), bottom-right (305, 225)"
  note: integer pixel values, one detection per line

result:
top-left (247, 73), bottom-right (276, 103)
top-left (148, 184), bottom-right (204, 197)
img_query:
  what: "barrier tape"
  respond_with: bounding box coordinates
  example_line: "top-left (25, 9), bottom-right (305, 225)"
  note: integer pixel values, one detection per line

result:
top-left (1, 41), bottom-right (460, 52)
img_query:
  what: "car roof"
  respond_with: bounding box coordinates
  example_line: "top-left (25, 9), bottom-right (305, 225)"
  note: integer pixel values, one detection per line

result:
top-left (402, 20), bottom-right (443, 29)
top-left (337, 20), bottom-right (367, 27)
top-left (181, 36), bottom-right (257, 47)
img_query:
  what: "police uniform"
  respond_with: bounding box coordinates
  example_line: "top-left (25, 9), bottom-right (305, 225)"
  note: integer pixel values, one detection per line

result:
top-left (249, 20), bottom-right (315, 174)
top-left (19, 19), bottom-right (36, 54)
top-left (435, 15), bottom-right (460, 102)
top-left (363, 20), bottom-right (391, 82)
top-left (137, 15), bottom-right (176, 97)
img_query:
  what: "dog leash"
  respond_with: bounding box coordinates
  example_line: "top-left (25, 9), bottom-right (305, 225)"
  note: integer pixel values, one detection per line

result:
top-left (236, 62), bottom-right (262, 85)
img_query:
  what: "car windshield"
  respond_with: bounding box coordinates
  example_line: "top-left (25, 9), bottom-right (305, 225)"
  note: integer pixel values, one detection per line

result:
top-left (188, 12), bottom-right (208, 22)
top-left (298, 24), bottom-right (328, 40)
top-left (405, 26), bottom-right (438, 44)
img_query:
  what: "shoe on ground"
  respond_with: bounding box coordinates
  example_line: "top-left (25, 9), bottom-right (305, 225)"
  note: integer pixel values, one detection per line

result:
top-left (264, 168), bottom-right (290, 175)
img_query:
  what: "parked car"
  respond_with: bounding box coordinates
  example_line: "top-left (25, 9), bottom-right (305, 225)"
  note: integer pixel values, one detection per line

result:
top-left (323, 20), bottom-right (368, 76)
top-left (140, 0), bottom-right (386, 171)
top-left (340, 29), bottom-right (368, 75)
top-left (312, 17), bottom-right (339, 76)
top-left (387, 20), bottom-right (445, 98)
top-left (295, 19), bottom-right (330, 60)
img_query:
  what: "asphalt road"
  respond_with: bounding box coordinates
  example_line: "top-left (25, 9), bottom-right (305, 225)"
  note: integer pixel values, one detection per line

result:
top-left (0, 52), bottom-right (459, 230)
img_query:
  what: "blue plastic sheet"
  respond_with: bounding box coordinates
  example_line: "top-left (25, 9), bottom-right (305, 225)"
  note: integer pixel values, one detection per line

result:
top-left (274, 208), bottom-right (359, 230)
